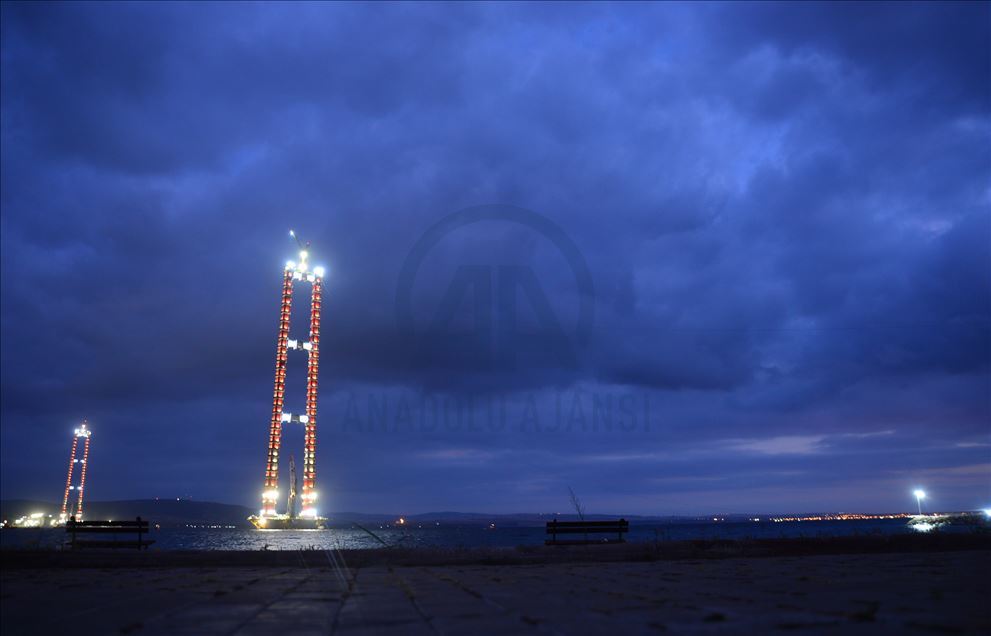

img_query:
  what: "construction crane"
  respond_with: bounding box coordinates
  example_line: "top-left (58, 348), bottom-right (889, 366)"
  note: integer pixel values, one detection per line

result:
top-left (289, 229), bottom-right (311, 253)
top-left (286, 455), bottom-right (299, 520)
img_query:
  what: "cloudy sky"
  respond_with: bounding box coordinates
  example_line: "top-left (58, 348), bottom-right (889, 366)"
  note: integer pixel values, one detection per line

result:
top-left (2, 2), bottom-right (988, 515)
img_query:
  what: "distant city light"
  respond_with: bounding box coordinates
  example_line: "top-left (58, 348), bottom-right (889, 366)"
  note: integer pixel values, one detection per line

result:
top-left (313, 266), bottom-right (325, 278)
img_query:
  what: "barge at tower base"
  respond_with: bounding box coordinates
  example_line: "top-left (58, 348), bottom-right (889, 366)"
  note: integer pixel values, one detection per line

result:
top-left (247, 513), bottom-right (327, 530)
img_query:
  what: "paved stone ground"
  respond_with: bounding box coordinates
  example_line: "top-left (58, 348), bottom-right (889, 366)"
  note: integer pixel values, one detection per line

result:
top-left (2, 550), bottom-right (988, 635)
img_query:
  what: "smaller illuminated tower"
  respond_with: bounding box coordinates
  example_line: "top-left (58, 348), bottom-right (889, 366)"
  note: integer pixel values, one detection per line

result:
top-left (59, 421), bottom-right (92, 523)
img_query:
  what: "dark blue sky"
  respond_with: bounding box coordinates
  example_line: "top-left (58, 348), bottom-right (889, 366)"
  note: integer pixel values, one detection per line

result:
top-left (2, 2), bottom-right (988, 515)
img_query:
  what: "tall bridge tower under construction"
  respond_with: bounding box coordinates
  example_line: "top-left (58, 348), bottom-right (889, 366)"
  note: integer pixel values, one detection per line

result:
top-left (59, 421), bottom-right (91, 524)
top-left (249, 232), bottom-right (327, 530)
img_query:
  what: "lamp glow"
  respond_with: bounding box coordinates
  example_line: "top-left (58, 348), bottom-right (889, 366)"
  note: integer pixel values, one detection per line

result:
top-left (913, 489), bottom-right (926, 515)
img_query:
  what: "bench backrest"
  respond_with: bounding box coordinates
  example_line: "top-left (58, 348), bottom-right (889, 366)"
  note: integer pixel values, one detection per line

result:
top-left (66, 517), bottom-right (149, 533)
top-left (546, 519), bottom-right (629, 534)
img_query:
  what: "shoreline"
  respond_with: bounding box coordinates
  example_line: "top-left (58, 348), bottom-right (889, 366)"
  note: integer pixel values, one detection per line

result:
top-left (3, 530), bottom-right (988, 569)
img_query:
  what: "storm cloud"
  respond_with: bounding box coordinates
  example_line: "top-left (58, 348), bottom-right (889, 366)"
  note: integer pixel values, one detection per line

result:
top-left (1, 1), bottom-right (988, 514)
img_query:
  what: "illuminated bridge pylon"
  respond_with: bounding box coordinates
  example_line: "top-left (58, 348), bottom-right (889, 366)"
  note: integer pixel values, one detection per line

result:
top-left (60, 421), bottom-right (92, 523)
top-left (260, 232), bottom-right (326, 521)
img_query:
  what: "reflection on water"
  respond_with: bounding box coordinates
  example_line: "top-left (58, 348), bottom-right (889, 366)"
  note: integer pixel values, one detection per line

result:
top-left (0, 518), bottom-right (929, 551)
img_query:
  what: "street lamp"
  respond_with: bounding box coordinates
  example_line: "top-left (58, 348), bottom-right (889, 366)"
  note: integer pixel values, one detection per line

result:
top-left (913, 489), bottom-right (926, 515)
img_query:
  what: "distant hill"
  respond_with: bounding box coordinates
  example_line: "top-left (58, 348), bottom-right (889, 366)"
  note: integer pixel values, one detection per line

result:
top-left (396, 512), bottom-right (700, 526)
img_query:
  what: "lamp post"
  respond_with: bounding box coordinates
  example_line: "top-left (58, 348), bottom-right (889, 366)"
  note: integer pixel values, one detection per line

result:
top-left (913, 489), bottom-right (926, 516)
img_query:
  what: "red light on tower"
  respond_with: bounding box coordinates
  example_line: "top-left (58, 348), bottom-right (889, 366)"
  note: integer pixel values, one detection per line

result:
top-left (255, 232), bottom-right (327, 527)
top-left (60, 421), bottom-right (92, 524)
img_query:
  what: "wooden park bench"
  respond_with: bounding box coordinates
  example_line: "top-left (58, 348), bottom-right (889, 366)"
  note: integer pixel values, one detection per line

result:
top-left (546, 518), bottom-right (628, 545)
top-left (66, 517), bottom-right (154, 550)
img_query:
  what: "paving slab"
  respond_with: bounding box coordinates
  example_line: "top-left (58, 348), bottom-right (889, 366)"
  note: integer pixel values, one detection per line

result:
top-left (1, 550), bottom-right (988, 635)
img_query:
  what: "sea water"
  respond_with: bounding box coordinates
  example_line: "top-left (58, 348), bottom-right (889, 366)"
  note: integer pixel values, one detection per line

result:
top-left (0, 518), bottom-right (927, 551)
